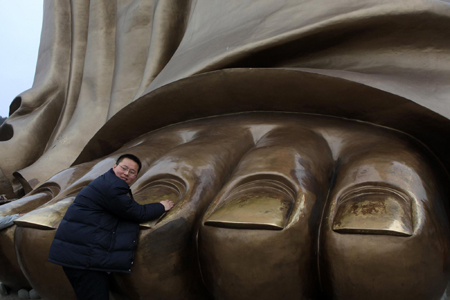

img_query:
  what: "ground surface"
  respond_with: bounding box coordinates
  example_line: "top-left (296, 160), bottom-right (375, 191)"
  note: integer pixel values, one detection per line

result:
top-left (0, 292), bottom-right (20, 299)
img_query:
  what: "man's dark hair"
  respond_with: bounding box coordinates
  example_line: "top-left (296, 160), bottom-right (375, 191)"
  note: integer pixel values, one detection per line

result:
top-left (116, 154), bottom-right (142, 173)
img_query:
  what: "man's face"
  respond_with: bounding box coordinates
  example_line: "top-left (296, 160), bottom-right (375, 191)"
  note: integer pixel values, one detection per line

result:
top-left (113, 157), bottom-right (139, 186)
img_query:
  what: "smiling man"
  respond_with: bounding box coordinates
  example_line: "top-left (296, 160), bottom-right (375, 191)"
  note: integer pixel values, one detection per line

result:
top-left (48, 154), bottom-right (174, 300)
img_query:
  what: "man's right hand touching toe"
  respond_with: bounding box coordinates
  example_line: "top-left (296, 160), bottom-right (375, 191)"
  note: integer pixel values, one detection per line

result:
top-left (160, 200), bottom-right (174, 211)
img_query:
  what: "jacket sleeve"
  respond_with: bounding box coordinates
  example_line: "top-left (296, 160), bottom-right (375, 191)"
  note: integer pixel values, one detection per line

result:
top-left (0, 214), bottom-right (19, 230)
top-left (104, 184), bottom-right (166, 223)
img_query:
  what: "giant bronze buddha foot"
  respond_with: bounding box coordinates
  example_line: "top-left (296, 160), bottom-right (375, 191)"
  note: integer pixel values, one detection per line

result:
top-left (1, 113), bottom-right (448, 300)
top-left (1, 0), bottom-right (450, 299)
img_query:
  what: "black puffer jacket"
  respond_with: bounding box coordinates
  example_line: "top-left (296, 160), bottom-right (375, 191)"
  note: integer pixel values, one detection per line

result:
top-left (48, 168), bottom-right (165, 273)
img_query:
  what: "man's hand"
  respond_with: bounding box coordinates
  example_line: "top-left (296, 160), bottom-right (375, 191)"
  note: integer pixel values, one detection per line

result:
top-left (160, 200), bottom-right (175, 211)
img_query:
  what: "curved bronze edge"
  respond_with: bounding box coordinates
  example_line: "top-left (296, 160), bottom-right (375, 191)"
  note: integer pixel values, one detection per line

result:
top-left (134, 175), bottom-right (187, 198)
top-left (337, 183), bottom-right (412, 207)
top-left (9, 96), bottom-right (21, 116)
top-left (135, 177), bottom-right (184, 229)
top-left (0, 167), bottom-right (15, 199)
top-left (204, 220), bottom-right (284, 231)
top-left (226, 176), bottom-right (297, 201)
top-left (139, 212), bottom-right (166, 229)
top-left (205, 177), bottom-right (295, 230)
top-left (333, 228), bottom-right (412, 237)
top-left (12, 171), bottom-right (33, 195)
top-left (332, 183), bottom-right (414, 237)
top-left (73, 68), bottom-right (450, 177)
top-left (13, 197), bottom-right (75, 230)
top-left (13, 220), bottom-right (56, 231)
top-left (29, 183), bottom-right (61, 199)
top-left (0, 192), bottom-right (53, 217)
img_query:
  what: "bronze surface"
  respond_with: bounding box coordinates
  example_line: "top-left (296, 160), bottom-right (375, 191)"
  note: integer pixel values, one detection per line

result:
top-left (332, 185), bottom-right (413, 236)
top-left (205, 180), bottom-right (295, 230)
top-left (1, 114), bottom-right (448, 299)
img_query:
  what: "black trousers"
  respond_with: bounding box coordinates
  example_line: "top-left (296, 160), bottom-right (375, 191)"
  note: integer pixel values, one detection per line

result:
top-left (63, 266), bottom-right (110, 300)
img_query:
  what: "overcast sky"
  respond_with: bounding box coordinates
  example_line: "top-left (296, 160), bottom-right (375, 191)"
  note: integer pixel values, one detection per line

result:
top-left (0, 1), bottom-right (43, 118)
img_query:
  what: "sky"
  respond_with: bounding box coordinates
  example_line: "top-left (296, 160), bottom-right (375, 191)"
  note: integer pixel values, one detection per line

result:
top-left (0, 1), bottom-right (43, 118)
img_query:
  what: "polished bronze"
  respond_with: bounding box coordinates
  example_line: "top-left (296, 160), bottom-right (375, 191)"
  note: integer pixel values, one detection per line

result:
top-left (205, 180), bottom-right (295, 230)
top-left (332, 184), bottom-right (414, 236)
top-left (4, 114), bottom-right (450, 299)
top-left (1, 0), bottom-right (450, 299)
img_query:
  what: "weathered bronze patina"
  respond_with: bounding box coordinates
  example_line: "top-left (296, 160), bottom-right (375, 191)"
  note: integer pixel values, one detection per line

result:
top-left (1, 0), bottom-right (450, 299)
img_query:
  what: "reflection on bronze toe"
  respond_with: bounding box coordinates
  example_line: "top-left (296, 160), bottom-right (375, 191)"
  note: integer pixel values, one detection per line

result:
top-left (200, 121), bottom-right (334, 300)
top-left (134, 176), bottom-right (185, 229)
top-left (332, 184), bottom-right (413, 236)
top-left (320, 129), bottom-right (450, 300)
top-left (0, 191), bottom-right (54, 218)
top-left (15, 197), bottom-right (75, 230)
top-left (205, 179), bottom-right (295, 230)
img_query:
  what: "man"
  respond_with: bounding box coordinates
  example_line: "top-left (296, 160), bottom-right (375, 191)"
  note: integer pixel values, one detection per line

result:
top-left (48, 154), bottom-right (174, 300)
